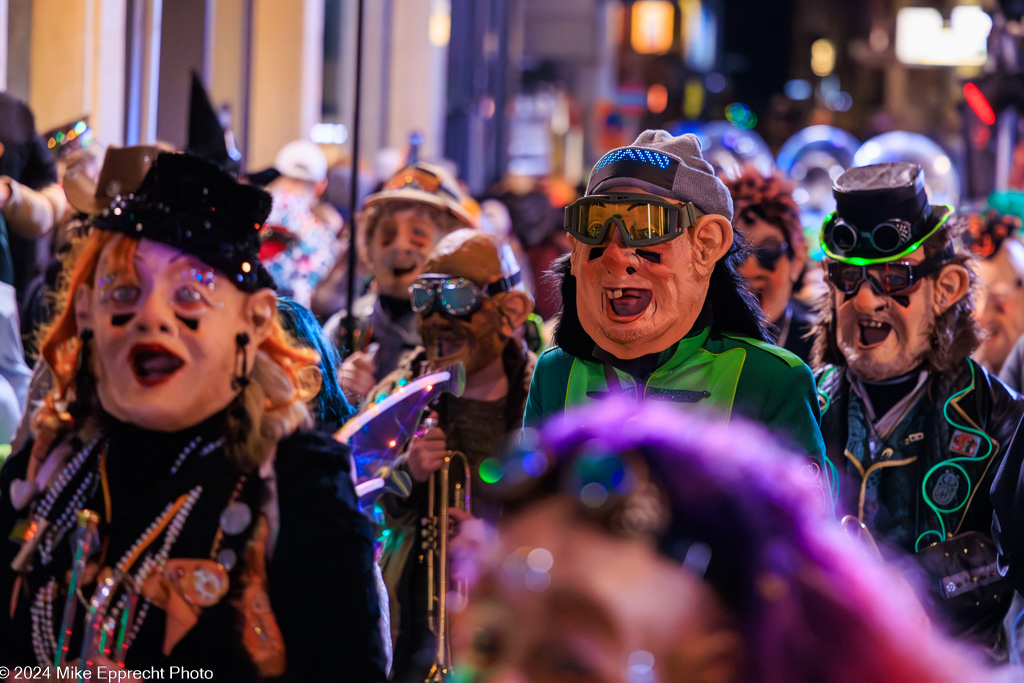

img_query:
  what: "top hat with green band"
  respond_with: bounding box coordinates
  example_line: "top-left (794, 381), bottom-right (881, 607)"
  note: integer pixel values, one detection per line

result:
top-left (820, 162), bottom-right (953, 265)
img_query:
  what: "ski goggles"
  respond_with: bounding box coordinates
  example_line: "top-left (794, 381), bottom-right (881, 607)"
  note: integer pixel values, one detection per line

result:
top-left (825, 257), bottom-right (944, 296)
top-left (411, 271), bottom-right (522, 317)
top-left (381, 165), bottom-right (461, 202)
top-left (564, 193), bottom-right (705, 246)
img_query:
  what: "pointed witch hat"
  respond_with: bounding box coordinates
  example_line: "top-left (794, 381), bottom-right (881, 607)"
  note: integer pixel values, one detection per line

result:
top-left (187, 71), bottom-right (239, 176)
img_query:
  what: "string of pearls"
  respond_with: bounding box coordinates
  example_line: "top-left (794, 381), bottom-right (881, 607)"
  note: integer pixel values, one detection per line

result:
top-left (26, 429), bottom-right (225, 667)
top-left (34, 435), bottom-right (104, 520)
top-left (30, 579), bottom-right (58, 666)
top-left (171, 437), bottom-right (225, 474)
top-left (38, 473), bottom-right (97, 566)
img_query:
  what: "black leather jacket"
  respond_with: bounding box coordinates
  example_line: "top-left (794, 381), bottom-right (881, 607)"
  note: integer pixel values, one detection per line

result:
top-left (817, 359), bottom-right (1024, 645)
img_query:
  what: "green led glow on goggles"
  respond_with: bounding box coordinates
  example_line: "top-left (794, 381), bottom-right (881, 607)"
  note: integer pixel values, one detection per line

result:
top-left (819, 204), bottom-right (953, 265)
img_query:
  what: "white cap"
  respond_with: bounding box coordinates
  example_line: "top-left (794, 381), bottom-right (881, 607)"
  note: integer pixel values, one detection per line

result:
top-left (275, 139), bottom-right (328, 183)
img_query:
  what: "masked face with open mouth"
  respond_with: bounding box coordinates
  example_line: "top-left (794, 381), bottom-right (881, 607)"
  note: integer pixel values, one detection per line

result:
top-left (74, 237), bottom-right (262, 431)
top-left (833, 248), bottom-right (939, 383)
top-left (419, 299), bottom-right (505, 377)
top-left (570, 187), bottom-right (713, 360)
top-left (974, 239), bottom-right (1024, 373)
top-left (368, 205), bottom-right (443, 299)
top-left (415, 229), bottom-right (533, 381)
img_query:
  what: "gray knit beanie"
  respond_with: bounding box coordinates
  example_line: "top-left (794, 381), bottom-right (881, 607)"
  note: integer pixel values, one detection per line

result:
top-left (586, 130), bottom-right (734, 221)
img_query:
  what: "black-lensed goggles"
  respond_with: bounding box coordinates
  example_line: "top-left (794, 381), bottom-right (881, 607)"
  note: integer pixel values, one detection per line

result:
top-left (749, 241), bottom-right (790, 272)
top-left (411, 271), bottom-right (522, 318)
top-left (826, 257), bottom-right (944, 297)
top-left (564, 193), bottom-right (705, 247)
top-left (825, 216), bottom-right (914, 256)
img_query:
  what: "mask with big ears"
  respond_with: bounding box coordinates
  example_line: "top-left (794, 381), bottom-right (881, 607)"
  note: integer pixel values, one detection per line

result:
top-left (570, 188), bottom-right (732, 359)
top-left (568, 131), bottom-right (737, 359)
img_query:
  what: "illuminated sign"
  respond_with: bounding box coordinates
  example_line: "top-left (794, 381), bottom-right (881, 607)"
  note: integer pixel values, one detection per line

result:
top-left (895, 6), bottom-right (991, 67)
top-left (631, 0), bottom-right (675, 55)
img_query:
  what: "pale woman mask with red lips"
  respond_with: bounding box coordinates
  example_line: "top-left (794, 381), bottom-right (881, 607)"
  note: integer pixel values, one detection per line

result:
top-left (74, 238), bottom-right (273, 431)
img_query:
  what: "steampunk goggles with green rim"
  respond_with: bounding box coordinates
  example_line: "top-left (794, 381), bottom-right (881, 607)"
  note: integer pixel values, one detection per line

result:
top-left (564, 192), bottom-right (705, 247)
top-left (820, 204), bottom-right (953, 266)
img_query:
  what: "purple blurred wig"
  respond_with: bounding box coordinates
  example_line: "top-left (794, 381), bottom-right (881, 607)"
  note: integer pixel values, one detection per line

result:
top-left (486, 399), bottom-right (994, 682)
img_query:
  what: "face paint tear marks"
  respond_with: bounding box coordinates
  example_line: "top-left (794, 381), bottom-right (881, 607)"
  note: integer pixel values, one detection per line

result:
top-left (111, 314), bottom-right (134, 327)
top-left (635, 249), bottom-right (661, 264)
top-left (589, 246), bottom-right (661, 265)
top-left (176, 314), bottom-right (200, 331)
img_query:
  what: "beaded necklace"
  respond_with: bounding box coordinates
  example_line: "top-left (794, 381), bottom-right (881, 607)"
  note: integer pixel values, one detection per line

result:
top-left (27, 432), bottom-right (224, 667)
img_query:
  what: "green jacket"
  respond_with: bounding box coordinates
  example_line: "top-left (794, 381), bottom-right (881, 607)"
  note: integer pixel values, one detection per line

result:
top-left (524, 325), bottom-right (825, 461)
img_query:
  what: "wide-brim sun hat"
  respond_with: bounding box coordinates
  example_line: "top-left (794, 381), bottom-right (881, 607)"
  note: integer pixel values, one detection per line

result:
top-left (363, 161), bottom-right (479, 229)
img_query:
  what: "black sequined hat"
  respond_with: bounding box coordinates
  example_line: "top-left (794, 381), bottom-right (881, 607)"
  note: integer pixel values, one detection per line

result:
top-left (91, 152), bottom-right (276, 291)
top-left (820, 162), bottom-right (953, 265)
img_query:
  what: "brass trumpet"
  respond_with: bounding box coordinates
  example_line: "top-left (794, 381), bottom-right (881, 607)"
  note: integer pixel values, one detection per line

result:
top-left (423, 449), bottom-right (471, 683)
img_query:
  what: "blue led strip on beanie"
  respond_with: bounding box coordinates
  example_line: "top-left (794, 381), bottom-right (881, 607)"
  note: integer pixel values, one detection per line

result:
top-left (593, 147), bottom-right (673, 172)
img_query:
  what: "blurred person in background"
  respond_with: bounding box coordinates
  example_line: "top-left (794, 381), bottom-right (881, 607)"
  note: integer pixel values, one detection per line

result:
top-left (17, 142), bottom-right (109, 361)
top-left (813, 162), bottom-right (1022, 655)
top-left (458, 399), bottom-right (1003, 682)
top-left (0, 280), bottom-right (30, 444)
top-left (0, 92), bottom-right (68, 333)
top-left (260, 139), bottom-right (342, 309)
top-left (724, 165), bottom-right (814, 362)
top-left (493, 176), bottom-right (572, 322)
top-left (964, 208), bottom-right (1024, 378)
top-left (324, 161), bottom-right (478, 407)
top-left (312, 148), bottom-right (403, 321)
top-left (479, 198), bottom-right (546, 352)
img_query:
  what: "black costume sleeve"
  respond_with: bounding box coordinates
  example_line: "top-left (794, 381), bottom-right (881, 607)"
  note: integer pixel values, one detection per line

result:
top-left (269, 431), bottom-right (387, 681)
top-left (989, 382), bottom-right (1024, 594)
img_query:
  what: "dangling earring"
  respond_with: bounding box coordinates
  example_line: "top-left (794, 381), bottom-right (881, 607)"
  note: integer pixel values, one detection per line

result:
top-left (232, 332), bottom-right (251, 391)
top-left (227, 332), bottom-right (254, 468)
top-left (71, 329), bottom-right (95, 419)
top-left (76, 329), bottom-right (94, 376)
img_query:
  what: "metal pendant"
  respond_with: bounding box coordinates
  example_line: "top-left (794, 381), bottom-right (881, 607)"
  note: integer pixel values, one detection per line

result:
top-left (219, 501), bottom-right (252, 536)
top-left (217, 548), bottom-right (238, 572)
